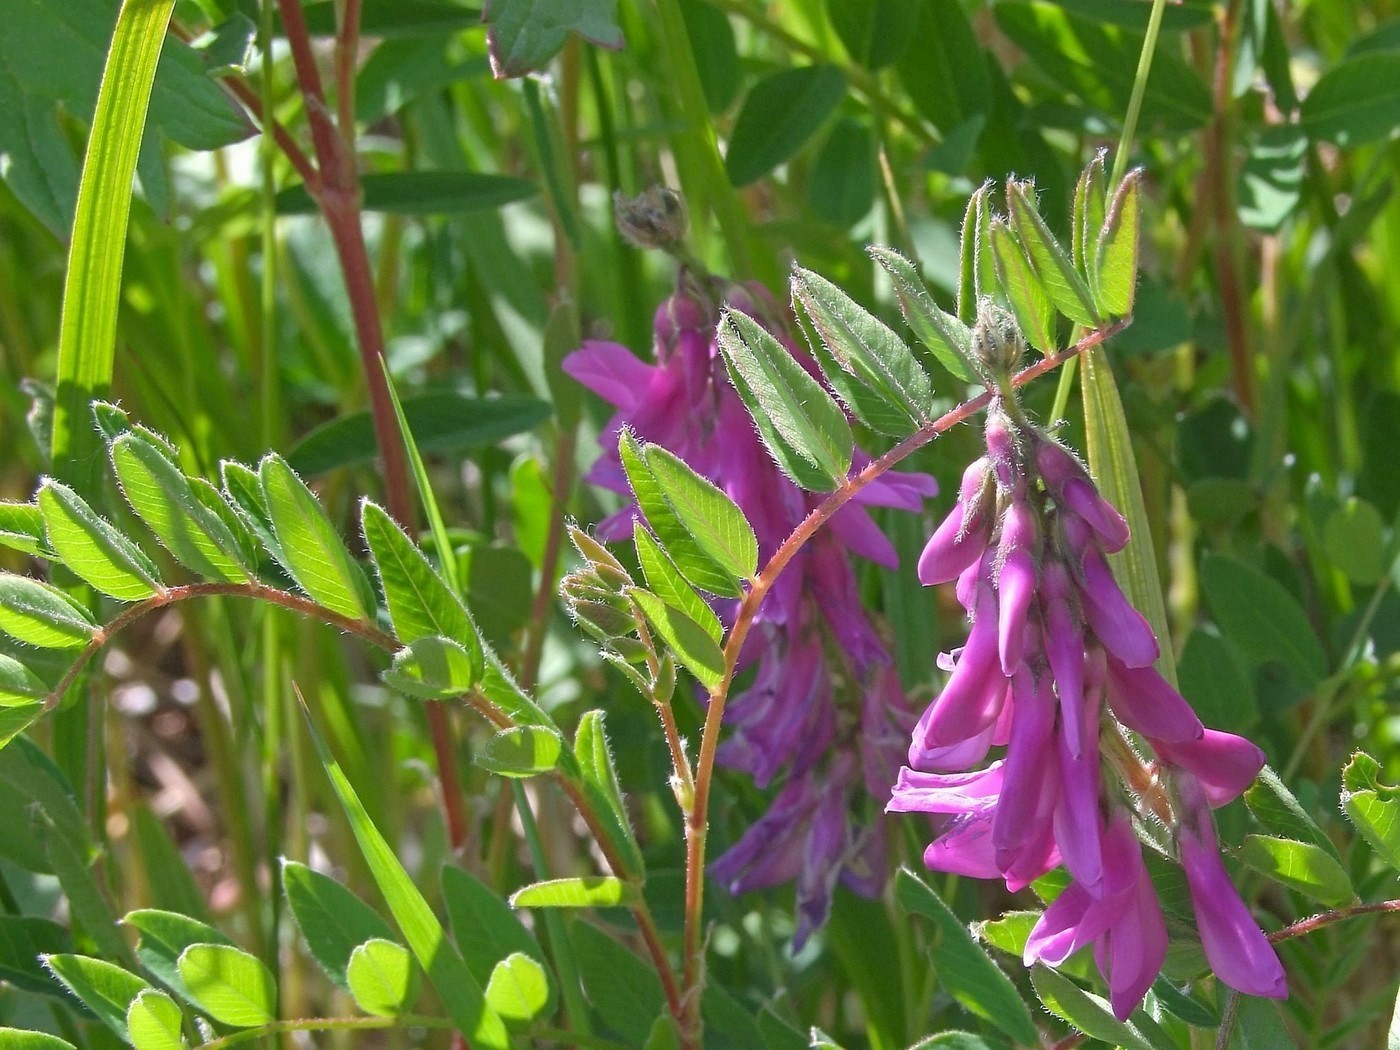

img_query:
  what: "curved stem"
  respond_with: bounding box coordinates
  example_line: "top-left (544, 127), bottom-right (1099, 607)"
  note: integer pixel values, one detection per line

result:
top-left (678, 320), bottom-right (1128, 1040)
top-left (197, 1014), bottom-right (451, 1048)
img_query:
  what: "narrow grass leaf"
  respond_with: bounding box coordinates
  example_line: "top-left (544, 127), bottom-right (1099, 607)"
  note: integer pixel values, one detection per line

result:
top-left (302, 704), bottom-right (510, 1047)
top-left (51, 0), bottom-right (177, 493)
top-left (441, 867), bottom-right (546, 987)
top-left (1006, 180), bottom-right (1101, 327)
top-left (1081, 349), bottom-right (1176, 684)
top-left (641, 444), bottom-right (758, 581)
top-left (477, 726), bottom-right (564, 778)
top-left (716, 311), bottom-right (852, 489)
top-left (176, 944), bottom-right (275, 1027)
top-left (382, 636), bottom-right (481, 700)
top-left (347, 938), bottom-right (419, 1018)
top-left (281, 862), bottom-right (396, 992)
top-left (42, 954), bottom-right (154, 1040)
top-left (868, 247), bottom-right (976, 383)
top-left (38, 480), bottom-right (163, 600)
top-left (111, 435), bottom-right (249, 583)
top-left (259, 454), bottom-right (368, 620)
top-left (277, 172), bottom-right (537, 216)
top-left (634, 528), bottom-right (722, 644)
top-left (126, 989), bottom-right (187, 1050)
top-left (989, 218), bottom-right (1057, 355)
top-left (617, 433), bottom-right (740, 597)
top-left (895, 869), bottom-right (1037, 1044)
top-left (631, 589), bottom-right (725, 689)
top-left (484, 952), bottom-right (552, 1027)
top-left (1094, 170), bottom-right (1141, 316)
top-left (573, 711), bottom-right (645, 876)
top-left (791, 266), bottom-right (933, 431)
top-left (0, 576), bottom-right (96, 650)
top-left (510, 877), bottom-right (640, 909)
top-left (1235, 835), bottom-right (1354, 907)
top-left (0, 919), bottom-right (74, 1000)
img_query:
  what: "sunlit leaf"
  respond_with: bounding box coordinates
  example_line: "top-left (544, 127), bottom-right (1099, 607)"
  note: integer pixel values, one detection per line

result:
top-left (282, 862), bottom-right (396, 993)
top-left (126, 989), bottom-right (187, 1050)
top-left (43, 954), bottom-right (154, 1040)
top-left (176, 944), bottom-right (276, 1028)
top-left (347, 938), bottom-right (419, 1018)
top-left (484, 952), bottom-right (552, 1026)
top-left (630, 588), bottom-right (726, 689)
top-left (1235, 835), bottom-right (1354, 907)
top-left (38, 480), bottom-right (162, 600)
top-left (477, 726), bottom-right (564, 778)
top-left (0, 575), bottom-right (96, 650)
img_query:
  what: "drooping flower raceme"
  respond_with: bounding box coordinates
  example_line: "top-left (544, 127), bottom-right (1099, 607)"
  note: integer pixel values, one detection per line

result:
top-left (889, 326), bottom-right (1286, 1017)
top-left (566, 275), bottom-right (936, 945)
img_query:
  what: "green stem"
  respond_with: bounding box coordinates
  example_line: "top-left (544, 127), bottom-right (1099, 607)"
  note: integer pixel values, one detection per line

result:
top-left (197, 1014), bottom-right (453, 1048)
top-left (651, 0), bottom-right (755, 278)
top-left (1111, 0), bottom-right (1171, 187)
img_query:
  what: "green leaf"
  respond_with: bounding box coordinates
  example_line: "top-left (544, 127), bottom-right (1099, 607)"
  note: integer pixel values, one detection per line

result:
top-left (0, 502), bottom-right (53, 559)
top-left (110, 435), bottom-right (250, 583)
top-left (617, 433), bottom-right (740, 598)
top-left (1322, 497), bottom-right (1387, 584)
top-left (483, 0), bottom-right (622, 78)
top-left (259, 454), bottom-right (368, 620)
top-left (43, 954), bottom-right (154, 1039)
top-left (0, 702), bottom-right (44, 752)
top-left (826, 0), bottom-right (919, 68)
top-left (1178, 628), bottom-right (1258, 734)
top-left (484, 952), bottom-right (552, 1027)
top-left (441, 866), bottom-right (546, 987)
top-left (868, 247), bottom-right (977, 383)
top-left (276, 172), bottom-right (537, 216)
top-left (1005, 179), bottom-right (1101, 327)
top-left (895, 869), bottom-right (1038, 1044)
top-left (382, 636), bottom-right (482, 700)
top-left (220, 460), bottom-right (286, 570)
top-left (0, 1030), bottom-right (76, 1049)
top-left (569, 922), bottom-right (663, 1046)
top-left (291, 0), bottom-right (488, 37)
top-left (634, 528), bottom-right (722, 644)
top-left (957, 182), bottom-right (995, 323)
top-left (126, 989), bottom-right (188, 1050)
top-left (1235, 835), bottom-right (1355, 907)
top-left (1030, 965), bottom-right (1175, 1049)
top-left (1149, 977), bottom-right (1219, 1027)
top-left (287, 395), bottom-right (550, 478)
top-left (1094, 170), bottom-right (1141, 317)
top-left (1300, 52), bottom-right (1400, 147)
top-left (304, 709), bottom-right (510, 1047)
top-left (1244, 765), bottom-right (1342, 862)
top-left (573, 710), bottom-right (645, 877)
top-left (477, 726), bottom-right (564, 778)
top-left (792, 266), bottom-right (934, 432)
top-left (716, 310), bottom-right (853, 489)
top-left (362, 503), bottom-right (481, 657)
top-left (678, 0), bottom-right (739, 112)
top-left (630, 589), bottom-right (726, 689)
top-left (176, 944), bottom-right (276, 1027)
top-left (808, 116), bottom-right (876, 227)
top-left (1073, 150), bottom-right (1107, 277)
top-left (347, 938), bottom-right (420, 1018)
top-left (0, 575), bottom-right (95, 650)
top-left (725, 64), bottom-right (846, 186)
top-left (988, 217), bottom-right (1057, 355)
top-left (641, 444), bottom-right (759, 582)
top-left (281, 861), bottom-right (396, 992)
top-left (122, 909), bottom-right (234, 1002)
top-left (1341, 751), bottom-right (1400, 871)
top-left (1199, 553), bottom-right (1327, 687)
top-left (37, 480), bottom-right (163, 600)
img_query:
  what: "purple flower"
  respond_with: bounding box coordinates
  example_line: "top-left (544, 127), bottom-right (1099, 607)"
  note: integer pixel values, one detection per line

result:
top-left (567, 276), bottom-right (934, 946)
top-left (892, 389), bottom-right (1284, 1015)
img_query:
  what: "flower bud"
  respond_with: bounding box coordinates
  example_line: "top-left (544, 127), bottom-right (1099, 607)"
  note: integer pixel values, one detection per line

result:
top-left (615, 186), bottom-right (688, 250)
top-left (972, 300), bottom-right (1026, 377)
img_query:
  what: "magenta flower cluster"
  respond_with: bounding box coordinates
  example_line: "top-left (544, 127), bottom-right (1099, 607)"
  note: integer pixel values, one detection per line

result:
top-left (889, 398), bottom-right (1287, 1018)
top-left (566, 277), bottom-right (936, 944)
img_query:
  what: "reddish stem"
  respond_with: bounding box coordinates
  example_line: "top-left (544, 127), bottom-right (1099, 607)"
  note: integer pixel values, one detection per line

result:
top-left (678, 322), bottom-right (1128, 1042)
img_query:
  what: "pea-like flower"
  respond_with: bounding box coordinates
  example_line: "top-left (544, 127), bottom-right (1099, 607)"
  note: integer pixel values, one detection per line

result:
top-left (566, 274), bottom-right (935, 945)
top-left (890, 334), bottom-right (1285, 1017)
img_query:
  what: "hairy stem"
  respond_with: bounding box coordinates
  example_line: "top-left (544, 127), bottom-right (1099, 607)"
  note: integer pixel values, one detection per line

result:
top-left (678, 321), bottom-right (1128, 1042)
